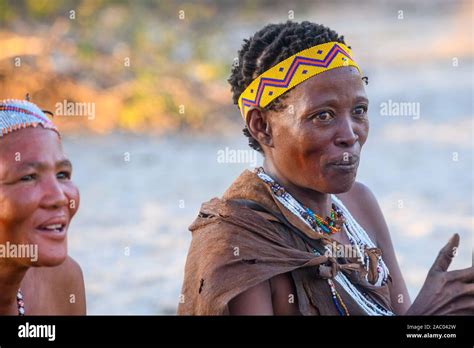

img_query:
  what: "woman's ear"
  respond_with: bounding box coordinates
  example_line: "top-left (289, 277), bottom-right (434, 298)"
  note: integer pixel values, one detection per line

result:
top-left (246, 107), bottom-right (273, 149)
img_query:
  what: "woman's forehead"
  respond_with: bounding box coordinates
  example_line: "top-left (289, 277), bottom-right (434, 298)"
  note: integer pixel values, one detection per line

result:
top-left (0, 127), bottom-right (63, 162)
top-left (295, 66), bottom-right (365, 96)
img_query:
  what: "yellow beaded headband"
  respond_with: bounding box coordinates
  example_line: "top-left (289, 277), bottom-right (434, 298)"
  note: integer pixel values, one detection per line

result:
top-left (238, 41), bottom-right (361, 120)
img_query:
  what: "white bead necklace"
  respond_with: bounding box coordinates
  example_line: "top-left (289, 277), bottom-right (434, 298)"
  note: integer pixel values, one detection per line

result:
top-left (255, 168), bottom-right (394, 316)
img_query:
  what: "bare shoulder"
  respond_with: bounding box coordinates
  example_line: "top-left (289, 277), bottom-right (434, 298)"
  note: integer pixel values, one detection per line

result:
top-left (228, 280), bottom-right (273, 315)
top-left (336, 181), bottom-right (388, 246)
top-left (338, 182), bottom-right (412, 313)
top-left (37, 256), bottom-right (86, 314)
top-left (42, 256), bottom-right (84, 284)
top-left (344, 181), bottom-right (380, 210)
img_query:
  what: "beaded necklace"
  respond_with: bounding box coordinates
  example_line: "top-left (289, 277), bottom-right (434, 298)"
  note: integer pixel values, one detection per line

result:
top-left (255, 167), bottom-right (393, 316)
top-left (255, 167), bottom-right (345, 235)
top-left (17, 289), bottom-right (25, 316)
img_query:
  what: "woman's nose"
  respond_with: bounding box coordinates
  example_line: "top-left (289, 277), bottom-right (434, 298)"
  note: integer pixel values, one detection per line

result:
top-left (334, 117), bottom-right (358, 148)
top-left (39, 176), bottom-right (69, 209)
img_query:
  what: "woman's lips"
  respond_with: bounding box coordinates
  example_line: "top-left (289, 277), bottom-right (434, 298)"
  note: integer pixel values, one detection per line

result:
top-left (35, 217), bottom-right (68, 239)
top-left (329, 160), bottom-right (359, 172)
top-left (327, 154), bottom-right (359, 172)
top-left (34, 225), bottom-right (67, 241)
top-left (36, 224), bottom-right (66, 233)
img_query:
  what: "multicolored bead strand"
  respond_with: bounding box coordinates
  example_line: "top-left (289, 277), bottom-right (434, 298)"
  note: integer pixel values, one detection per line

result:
top-left (17, 289), bottom-right (25, 316)
top-left (255, 167), bottom-right (345, 235)
top-left (305, 204), bottom-right (344, 235)
top-left (257, 169), bottom-right (394, 316)
top-left (328, 279), bottom-right (349, 316)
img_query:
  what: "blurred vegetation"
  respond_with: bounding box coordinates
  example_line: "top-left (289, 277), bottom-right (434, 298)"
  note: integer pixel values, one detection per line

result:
top-left (0, 0), bottom-right (293, 134)
top-left (0, 0), bottom-right (470, 134)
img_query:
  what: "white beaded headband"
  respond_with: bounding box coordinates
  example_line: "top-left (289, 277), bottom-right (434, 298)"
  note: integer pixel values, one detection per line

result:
top-left (0, 99), bottom-right (59, 137)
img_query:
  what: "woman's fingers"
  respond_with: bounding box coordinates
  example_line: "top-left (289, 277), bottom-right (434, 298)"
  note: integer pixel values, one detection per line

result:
top-left (459, 283), bottom-right (474, 296)
top-left (429, 233), bottom-right (460, 273)
top-left (447, 266), bottom-right (474, 283)
top-left (449, 292), bottom-right (474, 314)
top-left (450, 307), bottom-right (474, 315)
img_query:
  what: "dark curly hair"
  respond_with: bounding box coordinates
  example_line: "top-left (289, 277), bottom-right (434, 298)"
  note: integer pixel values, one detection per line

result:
top-left (228, 21), bottom-right (355, 153)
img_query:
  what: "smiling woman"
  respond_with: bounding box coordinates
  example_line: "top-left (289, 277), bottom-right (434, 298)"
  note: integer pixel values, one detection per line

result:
top-left (178, 21), bottom-right (474, 316)
top-left (0, 99), bottom-right (86, 315)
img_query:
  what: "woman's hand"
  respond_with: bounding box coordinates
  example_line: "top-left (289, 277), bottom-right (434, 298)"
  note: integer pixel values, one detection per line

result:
top-left (406, 234), bottom-right (474, 315)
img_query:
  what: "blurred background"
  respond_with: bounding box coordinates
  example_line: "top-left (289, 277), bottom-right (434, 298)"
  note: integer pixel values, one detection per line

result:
top-left (0, 0), bottom-right (472, 314)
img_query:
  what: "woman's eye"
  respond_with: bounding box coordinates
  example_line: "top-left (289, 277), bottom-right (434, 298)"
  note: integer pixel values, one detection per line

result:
top-left (353, 106), bottom-right (368, 117)
top-left (20, 174), bottom-right (36, 182)
top-left (57, 171), bottom-right (71, 180)
top-left (312, 111), bottom-right (333, 122)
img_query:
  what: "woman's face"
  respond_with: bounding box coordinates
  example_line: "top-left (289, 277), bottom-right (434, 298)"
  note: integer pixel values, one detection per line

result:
top-left (0, 127), bottom-right (79, 268)
top-left (264, 66), bottom-right (369, 193)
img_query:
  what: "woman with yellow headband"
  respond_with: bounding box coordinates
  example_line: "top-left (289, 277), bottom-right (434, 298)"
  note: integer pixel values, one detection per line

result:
top-left (0, 99), bottom-right (86, 315)
top-left (178, 21), bottom-right (474, 315)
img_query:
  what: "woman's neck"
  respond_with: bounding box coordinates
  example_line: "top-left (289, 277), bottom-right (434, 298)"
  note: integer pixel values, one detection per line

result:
top-left (262, 161), bottom-right (332, 218)
top-left (0, 261), bottom-right (29, 314)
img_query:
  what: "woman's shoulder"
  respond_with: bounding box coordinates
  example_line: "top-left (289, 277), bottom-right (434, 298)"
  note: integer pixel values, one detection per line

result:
top-left (31, 256), bottom-right (86, 314)
top-left (38, 256), bottom-right (84, 283)
top-left (336, 181), bottom-right (390, 247)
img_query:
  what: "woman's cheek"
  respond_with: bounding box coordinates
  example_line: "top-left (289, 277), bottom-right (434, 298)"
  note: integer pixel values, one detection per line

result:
top-left (64, 181), bottom-right (80, 218)
top-left (12, 189), bottom-right (40, 222)
top-left (358, 120), bottom-right (369, 146)
top-left (300, 129), bottom-right (328, 159)
top-left (0, 187), bottom-right (38, 240)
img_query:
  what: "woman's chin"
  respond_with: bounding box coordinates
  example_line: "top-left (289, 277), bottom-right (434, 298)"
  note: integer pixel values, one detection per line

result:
top-left (326, 177), bottom-right (357, 194)
top-left (27, 230), bottom-right (68, 267)
top-left (33, 249), bottom-right (68, 267)
top-left (318, 165), bottom-right (358, 194)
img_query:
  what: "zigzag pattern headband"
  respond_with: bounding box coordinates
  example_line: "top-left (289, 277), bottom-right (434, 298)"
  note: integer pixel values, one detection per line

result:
top-left (0, 99), bottom-right (59, 137)
top-left (238, 41), bottom-right (361, 120)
